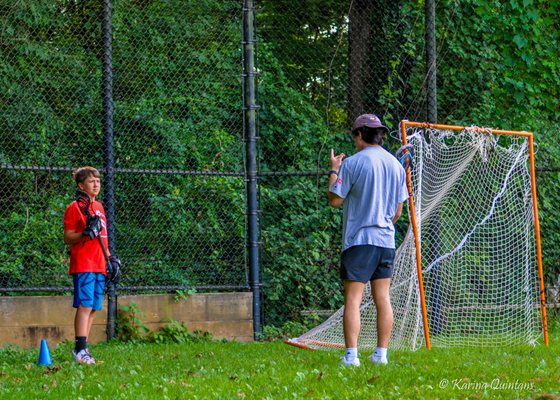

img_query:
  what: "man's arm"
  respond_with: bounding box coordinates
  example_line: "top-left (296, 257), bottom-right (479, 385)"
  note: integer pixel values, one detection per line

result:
top-left (328, 177), bottom-right (344, 208)
top-left (328, 148), bottom-right (345, 208)
top-left (392, 202), bottom-right (403, 224)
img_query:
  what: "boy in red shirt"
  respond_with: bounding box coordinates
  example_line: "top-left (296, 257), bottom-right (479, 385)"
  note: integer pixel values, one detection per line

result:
top-left (63, 166), bottom-right (110, 364)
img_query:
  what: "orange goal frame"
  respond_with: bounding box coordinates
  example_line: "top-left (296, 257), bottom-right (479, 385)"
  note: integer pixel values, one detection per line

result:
top-left (401, 121), bottom-right (549, 348)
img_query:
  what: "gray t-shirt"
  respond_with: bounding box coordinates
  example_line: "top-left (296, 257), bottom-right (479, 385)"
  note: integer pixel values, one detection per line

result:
top-left (330, 146), bottom-right (409, 250)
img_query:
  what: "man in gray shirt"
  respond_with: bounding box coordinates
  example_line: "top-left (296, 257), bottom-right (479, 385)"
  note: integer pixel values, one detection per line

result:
top-left (328, 114), bottom-right (408, 367)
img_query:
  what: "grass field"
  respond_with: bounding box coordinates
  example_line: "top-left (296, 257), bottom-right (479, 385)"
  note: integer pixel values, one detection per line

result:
top-left (1, 322), bottom-right (559, 400)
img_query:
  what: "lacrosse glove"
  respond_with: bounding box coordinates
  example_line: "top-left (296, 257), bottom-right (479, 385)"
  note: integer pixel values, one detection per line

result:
top-left (107, 255), bottom-right (122, 284)
top-left (82, 215), bottom-right (101, 240)
top-left (395, 144), bottom-right (414, 171)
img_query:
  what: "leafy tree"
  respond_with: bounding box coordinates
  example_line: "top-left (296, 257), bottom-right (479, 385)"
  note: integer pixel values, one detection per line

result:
top-left (0, 0), bottom-right (557, 329)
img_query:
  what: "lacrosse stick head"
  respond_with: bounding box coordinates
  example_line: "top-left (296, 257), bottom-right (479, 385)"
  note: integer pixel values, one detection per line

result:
top-left (75, 189), bottom-right (93, 217)
top-left (395, 143), bottom-right (414, 171)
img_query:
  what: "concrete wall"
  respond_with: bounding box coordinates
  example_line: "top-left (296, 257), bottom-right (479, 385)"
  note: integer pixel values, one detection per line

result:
top-left (0, 292), bottom-right (253, 348)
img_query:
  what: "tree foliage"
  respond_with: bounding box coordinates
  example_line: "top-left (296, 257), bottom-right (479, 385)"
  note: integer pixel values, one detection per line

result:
top-left (0, 1), bottom-right (558, 327)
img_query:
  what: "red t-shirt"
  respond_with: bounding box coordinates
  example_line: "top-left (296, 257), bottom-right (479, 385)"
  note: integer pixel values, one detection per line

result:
top-left (64, 200), bottom-right (108, 275)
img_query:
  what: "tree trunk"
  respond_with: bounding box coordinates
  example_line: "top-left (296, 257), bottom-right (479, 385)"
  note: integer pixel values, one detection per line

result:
top-left (347, 0), bottom-right (375, 125)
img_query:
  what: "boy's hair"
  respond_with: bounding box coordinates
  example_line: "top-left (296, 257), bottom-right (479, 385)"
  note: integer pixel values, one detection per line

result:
top-left (352, 126), bottom-right (386, 145)
top-left (73, 166), bottom-right (100, 186)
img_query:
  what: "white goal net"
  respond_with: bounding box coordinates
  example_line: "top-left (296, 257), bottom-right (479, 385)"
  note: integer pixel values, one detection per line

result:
top-left (288, 123), bottom-right (546, 351)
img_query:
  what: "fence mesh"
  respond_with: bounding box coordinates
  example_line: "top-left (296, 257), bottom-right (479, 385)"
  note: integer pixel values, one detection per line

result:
top-left (257, 0), bottom-right (429, 327)
top-left (0, 1), bottom-right (558, 333)
top-left (0, 0), bottom-right (248, 293)
top-left (111, 0), bottom-right (246, 290)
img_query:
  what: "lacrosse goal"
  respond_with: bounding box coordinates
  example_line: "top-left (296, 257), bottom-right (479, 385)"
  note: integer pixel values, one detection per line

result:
top-left (287, 121), bottom-right (548, 350)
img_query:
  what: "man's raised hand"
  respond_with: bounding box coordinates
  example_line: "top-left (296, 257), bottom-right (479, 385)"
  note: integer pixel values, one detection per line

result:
top-left (330, 148), bottom-right (346, 171)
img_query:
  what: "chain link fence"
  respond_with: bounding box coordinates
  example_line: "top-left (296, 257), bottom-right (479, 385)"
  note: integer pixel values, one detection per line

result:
top-left (111, 0), bottom-right (247, 291)
top-left (0, 0), bottom-right (247, 295)
top-left (257, 0), bottom-right (560, 328)
top-left (1, 1), bottom-right (558, 334)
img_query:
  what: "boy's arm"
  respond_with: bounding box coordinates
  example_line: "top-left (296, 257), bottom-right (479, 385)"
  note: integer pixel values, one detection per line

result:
top-left (64, 229), bottom-right (84, 245)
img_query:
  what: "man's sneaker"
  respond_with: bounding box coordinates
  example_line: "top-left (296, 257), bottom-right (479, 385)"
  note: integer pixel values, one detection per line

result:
top-left (340, 356), bottom-right (360, 367)
top-left (73, 349), bottom-right (96, 364)
top-left (368, 354), bottom-right (388, 365)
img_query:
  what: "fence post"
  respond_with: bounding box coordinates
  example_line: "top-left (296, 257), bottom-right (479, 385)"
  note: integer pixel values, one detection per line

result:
top-left (242, 0), bottom-right (261, 339)
top-left (425, 0), bottom-right (437, 123)
top-left (102, 0), bottom-right (117, 340)
top-left (424, 0), bottom-right (443, 336)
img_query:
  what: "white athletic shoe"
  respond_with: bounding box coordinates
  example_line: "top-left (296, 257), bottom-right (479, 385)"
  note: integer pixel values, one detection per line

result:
top-left (340, 356), bottom-right (361, 367)
top-left (73, 349), bottom-right (96, 364)
top-left (368, 354), bottom-right (388, 365)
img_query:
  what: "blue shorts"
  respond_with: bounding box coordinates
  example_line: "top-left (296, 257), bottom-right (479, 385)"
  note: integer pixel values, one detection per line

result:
top-left (340, 245), bottom-right (395, 283)
top-left (73, 272), bottom-right (105, 310)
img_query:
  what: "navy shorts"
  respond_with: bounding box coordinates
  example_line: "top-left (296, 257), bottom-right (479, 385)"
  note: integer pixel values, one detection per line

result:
top-left (73, 272), bottom-right (105, 310)
top-left (340, 245), bottom-right (395, 283)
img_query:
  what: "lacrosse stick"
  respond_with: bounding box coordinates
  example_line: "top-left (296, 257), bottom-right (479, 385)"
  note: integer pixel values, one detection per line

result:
top-left (395, 143), bottom-right (414, 171)
top-left (75, 189), bottom-right (121, 284)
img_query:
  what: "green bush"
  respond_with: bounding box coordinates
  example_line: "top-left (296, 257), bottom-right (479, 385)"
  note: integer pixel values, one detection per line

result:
top-left (0, 1), bottom-right (558, 333)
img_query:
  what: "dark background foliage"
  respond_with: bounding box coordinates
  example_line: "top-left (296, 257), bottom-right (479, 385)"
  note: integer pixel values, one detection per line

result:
top-left (0, 0), bottom-right (558, 329)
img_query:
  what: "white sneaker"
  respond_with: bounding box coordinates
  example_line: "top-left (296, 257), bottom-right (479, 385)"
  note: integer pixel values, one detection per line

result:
top-left (368, 354), bottom-right (388, 365)
top-left (73, 349), bottom-right (96, 364)
top-left (340, 356), bottom-right (360, 367)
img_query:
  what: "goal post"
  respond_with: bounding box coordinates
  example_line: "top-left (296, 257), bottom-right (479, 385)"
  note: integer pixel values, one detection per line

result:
top-left (286, 121), bottom-right (548, 351)
top-left (401, 121), bottom-right (548, 349)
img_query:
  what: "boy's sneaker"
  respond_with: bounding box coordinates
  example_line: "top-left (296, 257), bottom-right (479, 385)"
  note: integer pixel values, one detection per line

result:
top-left (73, 349), bottom-right (96, 364)
top-left (368, 354), bottom-right (388, 365)
top-left (340, 356), bottom-right (360, 367)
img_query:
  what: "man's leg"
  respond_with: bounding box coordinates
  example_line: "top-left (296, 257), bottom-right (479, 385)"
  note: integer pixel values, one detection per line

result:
top-left (371, 278), bottom-right (393, 347)
top-left (343, 280), bottom-right (366, 350)
top-left (369, 277), bottom-right (393, 364)
top-left (341, 280), bottom-right (366, 366)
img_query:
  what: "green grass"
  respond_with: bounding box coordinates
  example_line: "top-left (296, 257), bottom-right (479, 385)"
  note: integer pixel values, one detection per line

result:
top-left (1, 326), bottom-right (559, 400)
